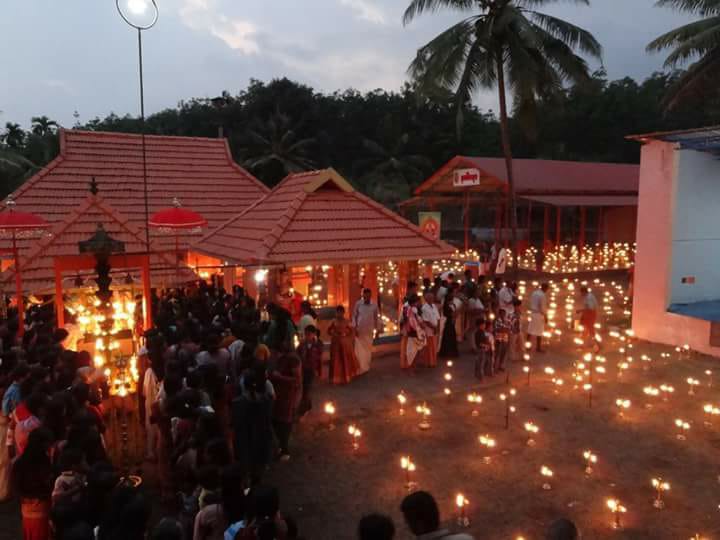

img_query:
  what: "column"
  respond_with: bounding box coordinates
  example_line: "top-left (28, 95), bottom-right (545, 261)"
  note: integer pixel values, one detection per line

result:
top-left (579, 207), bottom-right (587, 248)
top-left (348, 264), bottom-right (361, 312)
top-left (543, 206), bottom-right (550, 251)
top-left (555, 207), bottom-right (562, 247)
top-left (398, 261), bottom-right (409, 316)
top-left (463, 191), bottom-right (470, 252)
top-left (365, 264), bottom-right (379, 301)
top-left (597, 207), bottom-right (605, 243)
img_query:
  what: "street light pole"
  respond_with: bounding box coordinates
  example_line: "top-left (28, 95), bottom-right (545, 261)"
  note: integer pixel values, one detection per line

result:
top-left (116, 0), bottom-right (158, 252)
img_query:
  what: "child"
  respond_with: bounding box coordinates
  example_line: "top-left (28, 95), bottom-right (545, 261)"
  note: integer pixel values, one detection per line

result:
top-left (270, 353), bottom-right (302, 461)
top-left (296, 325), bottom-right (323, 418)
top-left (51, 447), bottom-right (86, 507)
top-left (509, 298), bottom-right (524, 362)
top-left (474, 318), bottom-right (492, 381)
top-left (493, 308), bottom-right (510, 373)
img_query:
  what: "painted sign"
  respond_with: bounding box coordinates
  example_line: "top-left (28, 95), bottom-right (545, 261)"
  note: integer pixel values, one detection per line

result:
top-left (453, 168), bottom-right (481, 187)
top-left (419, 212), bottom-right (442, 240)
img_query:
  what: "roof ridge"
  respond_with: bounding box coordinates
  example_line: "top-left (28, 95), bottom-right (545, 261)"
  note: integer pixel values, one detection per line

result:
top-left (64, 128), bottom-right (235, 145)
top-left (220, 139), bottom-right (270, 194)
top-left (351, 189), bottom-right (455, 253)
top-left (261, 190), bottom-right (309, 260)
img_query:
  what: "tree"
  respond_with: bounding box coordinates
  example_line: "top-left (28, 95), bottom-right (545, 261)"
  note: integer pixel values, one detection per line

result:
top-left (30, 116), bottom-right (58, 137)
top-left (355, 133), bottom-right (432, 206)
top-left (1, 123), bottom-right (25, 148)
top-left (647, 0), bottom-right (720, 109)
top-left (403, 0), bottom-right (601, 265)
top-left (240, 109), bottom-right (317, 185)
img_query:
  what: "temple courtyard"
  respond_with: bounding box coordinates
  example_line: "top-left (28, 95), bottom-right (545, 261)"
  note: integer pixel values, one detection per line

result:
top-left (265, 326), bottom-right (720, 539)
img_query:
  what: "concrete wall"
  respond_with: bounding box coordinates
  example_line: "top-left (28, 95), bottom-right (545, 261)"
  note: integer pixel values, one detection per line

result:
top-left (669, 150), bottom-right (720, 304)
top-left (632, 141), bottom-right (720, 356)
top-left (603, 206), bottom-right (637, 243)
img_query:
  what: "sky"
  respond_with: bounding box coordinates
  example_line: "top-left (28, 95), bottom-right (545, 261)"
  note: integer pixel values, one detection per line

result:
top-left (0, 0), bottom-right (693, 128)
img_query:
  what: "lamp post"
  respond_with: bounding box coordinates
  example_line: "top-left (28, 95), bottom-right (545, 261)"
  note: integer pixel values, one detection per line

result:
top-left (116, 0), bottom-right (158, 252)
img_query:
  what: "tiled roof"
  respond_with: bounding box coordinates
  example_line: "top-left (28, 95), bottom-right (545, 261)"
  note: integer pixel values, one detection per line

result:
top-left (195, 169), bottom-right (455, 266)
top-left (1, 129), bottom-right (269, 291)
top-left (2, 195), bottom-right (195, 293)
top-left (415, 156), bottom-right (639, 195)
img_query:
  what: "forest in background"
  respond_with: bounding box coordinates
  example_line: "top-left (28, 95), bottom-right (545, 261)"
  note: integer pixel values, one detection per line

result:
top-left (2, 70), bottom-right (720, 206)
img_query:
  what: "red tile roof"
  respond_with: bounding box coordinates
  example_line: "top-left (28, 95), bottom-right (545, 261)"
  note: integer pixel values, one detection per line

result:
top-left (415, 156), bottom-right (639, 196)
top-left (1, 129), bottom-right (269, 291)
top-left (2, 194), bottom-right (195, 293)
top-left (195, 169), bottom-right (455, 266)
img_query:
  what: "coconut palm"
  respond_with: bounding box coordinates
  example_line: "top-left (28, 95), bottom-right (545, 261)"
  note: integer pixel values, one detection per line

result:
top-left (1, 123), bottom-right (26, 148)
top-left (30, 116), bottom-right (59, 137)
top-left (241, 109), bottom-right (316, 182)
top-left (648, 0), bottom-right (720, 109)
top-left (403, 0), bottom-right (601, 265)
top-left (355, 132), bottom-right (432, 205)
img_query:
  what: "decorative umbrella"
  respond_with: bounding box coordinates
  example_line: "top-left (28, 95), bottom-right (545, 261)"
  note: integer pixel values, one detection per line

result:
top-left (0, 198), bottom-right (48, 335)
top-left (149, 198), bottom-right (207, 285)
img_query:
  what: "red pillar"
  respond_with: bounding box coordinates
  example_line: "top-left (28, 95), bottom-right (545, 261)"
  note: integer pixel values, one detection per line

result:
top-left (503, 200), bottom-right (509, 248)
top-left (55, 262), bottom-right (65, 329)
top-left (579, 206), bottom-right (587, 248)
top-left (543, 206), bottom-right (550, 251)
top-left (12, 233), bottom-right (24, 337)
top-left (555, 207), bottom-right (562, 247)
top-left (348, 264), bottom-right (361, 312)
top-left (463, 191), bottom-right (470, 252)
top-left (526, 201), bottom-right (533, 246)
top-left (597, 207), bottom-right (605, 243)
top-left (495, 203), bottom-right (502, 246)
top-left (141, 256), bottom-right (153, 331)
top-left (398, 261), bottom-right (409, 315)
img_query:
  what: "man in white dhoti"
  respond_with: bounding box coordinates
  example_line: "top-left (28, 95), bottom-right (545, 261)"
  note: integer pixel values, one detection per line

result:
top-left (495, 246), bottom-right (508, 275)
top-left (352, 288), bottom-right (380, 375)
top-left (528, 283), bottom-right (549, 353)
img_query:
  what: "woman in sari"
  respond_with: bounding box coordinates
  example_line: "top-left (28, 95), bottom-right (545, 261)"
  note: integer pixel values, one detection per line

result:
top-left (328, 306), bottom-right (358, 384)
top-left (438, 292), bottom-right (459, 359)
top-left (12, 427), bottom-right (54, 540)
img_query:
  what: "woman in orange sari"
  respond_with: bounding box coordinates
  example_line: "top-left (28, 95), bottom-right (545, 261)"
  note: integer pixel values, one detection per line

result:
top-left (12, 427), bottom-right (54, 540)
top-left (328, 306), bottom-right (358, 384)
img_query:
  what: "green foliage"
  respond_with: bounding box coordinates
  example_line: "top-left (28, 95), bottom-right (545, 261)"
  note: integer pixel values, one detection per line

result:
top-left (649, 0), bottom-right (720, 108)
top-left (3, 72), bottom-right (720, 204)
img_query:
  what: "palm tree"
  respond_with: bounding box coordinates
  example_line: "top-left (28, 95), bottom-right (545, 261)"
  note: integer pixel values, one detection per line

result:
top-left (647, 0), bottom-right (720, 109)
top-left (241, 109), bottom-right (316, 182)
top-left (30, 116), bottom-right (59, 137)
top-left (1, 123), bottom-right (26, 148)
top-left (403, 0), bottom-right (601, 265)
top-left (355, 133), bottom-right (432, 205)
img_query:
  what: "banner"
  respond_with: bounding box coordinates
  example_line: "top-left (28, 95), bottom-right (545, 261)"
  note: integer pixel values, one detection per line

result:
top-left (453, 168), bottom-right (481, 187)
top-left (418, 212), bottom-right (442, 240)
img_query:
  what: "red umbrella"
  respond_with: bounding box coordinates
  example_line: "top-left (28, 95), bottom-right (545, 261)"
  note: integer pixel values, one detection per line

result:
top-left (149, 198), bottom-right (207, 285)
top-left (0, 198), bottom-right (48, 336)
top-left (149, 198), bottom-right (207, 230)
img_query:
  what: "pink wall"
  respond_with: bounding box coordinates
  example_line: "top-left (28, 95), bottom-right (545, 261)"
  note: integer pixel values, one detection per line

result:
top-left (603, 206), bottom-right (637, 243)
top-left (632, 141), bottom-right (720, 356)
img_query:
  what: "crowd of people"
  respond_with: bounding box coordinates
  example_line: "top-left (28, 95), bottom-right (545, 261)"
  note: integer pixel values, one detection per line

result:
top-left (0, 272), bottom-right (598, 540)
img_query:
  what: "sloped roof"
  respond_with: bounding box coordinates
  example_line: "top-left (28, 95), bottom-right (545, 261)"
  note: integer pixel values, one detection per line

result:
top-left (4, 129), bottom-right (269, 251)
top-left (415, 156), bottom-right (639, 196)
top-left (1, 195), bottom-right (196, 293)
top-left (195, 169), bottom-right (455, 266)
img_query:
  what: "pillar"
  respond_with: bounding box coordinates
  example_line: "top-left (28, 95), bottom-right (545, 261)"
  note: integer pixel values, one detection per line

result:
top-left (495, 204), bottom-right (502, 246)
top-left (55, 262), bottom-right (65, 329)
top-left (526, 201), bottom-right (533, 248)
top-left (327, 266), bottom-right (337, 306)
top-left (141, 256), bottom-right (153, 331)
top-left (597, 207), bottom-right (605, 243)
top-left (543, 206), bottom-right (550, 251)
top-left (579, 207), bottom-right (587, 248)
top-left (503, 200), bottom-right (510, 248)
top-left (365, 264), bottom-right (379, 302)
top-left (463, 191), bottom-right (470, 252)
top-left (223, 266), bottom-right (236, 292)
top-left (244, 268), bottom-right (258, 301)
top-left (555, 207), bottom-right (562, 247)
top-left (398, 261), bottom-right (409, 316)
top-left (348, 264), bottom-right (361, 312)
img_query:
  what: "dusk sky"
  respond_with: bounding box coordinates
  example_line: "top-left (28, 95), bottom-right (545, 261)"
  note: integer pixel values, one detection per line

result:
top-left (0, 0), bottom-right (693, 128)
